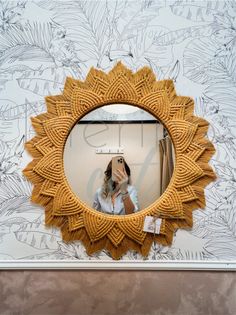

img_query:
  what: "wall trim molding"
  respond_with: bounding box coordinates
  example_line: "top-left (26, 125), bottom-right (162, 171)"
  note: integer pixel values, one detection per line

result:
top-left (0, 260), bottom-right (235, 270)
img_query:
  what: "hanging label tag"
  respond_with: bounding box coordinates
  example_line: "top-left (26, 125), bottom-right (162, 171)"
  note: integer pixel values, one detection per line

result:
top-left (143, 216), bottom-right (162, 234)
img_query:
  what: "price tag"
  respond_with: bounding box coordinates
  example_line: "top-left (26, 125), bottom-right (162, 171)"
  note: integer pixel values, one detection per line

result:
top-left (143, 216), bottom-right (162, 234)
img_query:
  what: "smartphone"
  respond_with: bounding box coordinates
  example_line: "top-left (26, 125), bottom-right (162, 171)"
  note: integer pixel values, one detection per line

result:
top-left (112, 156), bottom-right (125, 181)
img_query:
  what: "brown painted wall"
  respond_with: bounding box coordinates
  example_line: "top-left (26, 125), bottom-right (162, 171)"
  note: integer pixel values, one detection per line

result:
top-left (0, 271), bottom-right (235, 315)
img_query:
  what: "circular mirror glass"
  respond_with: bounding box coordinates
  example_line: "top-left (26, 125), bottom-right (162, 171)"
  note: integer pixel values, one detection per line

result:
top-left (63, 104), bottom-right (175, 215)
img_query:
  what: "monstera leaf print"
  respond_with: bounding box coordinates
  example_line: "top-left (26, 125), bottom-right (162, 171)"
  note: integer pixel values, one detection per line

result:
top-left (150, 0), bottom-right (233, 46)
top-left (183, 5), bottom-right (236, 120)
top-left (0, 100), bottom-right (45, 120)
top-left (204, 53), bottom-right (236, 120)
top-left (153, 24), bottom-right (213, 46)
top-left (15, 219), bottom-right (61, 250)
top-left (50, 1), bottom-right (114, 65)
top-left (0, 137), bottom-right (25, 181)
top-left (0, 23), bottom-right (55, 68)
top-left (51, 1), bottom-right (161, 68)
top-left (205, 206), bottom-right (236, 259)
top-left (170, 1), bottom-right (229, 22)
top-left (17, 66), bottom-right (75, 96)
top-left (183, 37), bottom-right (220, 84)
top-left (0, 175), bottom-right (36, 216)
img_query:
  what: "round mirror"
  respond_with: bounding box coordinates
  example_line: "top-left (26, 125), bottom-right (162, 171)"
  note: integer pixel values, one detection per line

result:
top-left (24, 62), bottom-right (216, 259)
top-left (63, 104), bottom-right (175, 215)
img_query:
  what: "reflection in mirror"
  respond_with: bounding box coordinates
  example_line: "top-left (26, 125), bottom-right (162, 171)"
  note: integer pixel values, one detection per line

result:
top-left (63, 104), bottom-right (175, 215)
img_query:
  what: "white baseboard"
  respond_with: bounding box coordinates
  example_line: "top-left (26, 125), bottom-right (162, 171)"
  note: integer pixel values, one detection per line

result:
top-left (0, 260), bottom-right (236, 270)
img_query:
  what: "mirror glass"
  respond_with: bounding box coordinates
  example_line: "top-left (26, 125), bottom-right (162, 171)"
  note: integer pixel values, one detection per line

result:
top-left (63, 104), bottom-right (175, 215)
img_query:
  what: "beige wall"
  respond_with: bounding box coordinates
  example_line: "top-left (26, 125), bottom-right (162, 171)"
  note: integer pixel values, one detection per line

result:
top-left (64, 122), bottom-right (165, 210)
top-left (0, 270), bottom-right (235, 315)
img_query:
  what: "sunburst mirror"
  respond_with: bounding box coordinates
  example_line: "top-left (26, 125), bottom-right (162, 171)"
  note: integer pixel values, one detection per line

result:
top-left (23, 62), bottom-right (216, 260)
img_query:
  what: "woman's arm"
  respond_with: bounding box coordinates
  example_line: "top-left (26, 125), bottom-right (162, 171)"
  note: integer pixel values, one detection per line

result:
top-left (121, 191), bottom-right (135, 214)
top-left (115, 169), bottom-right (137, 215)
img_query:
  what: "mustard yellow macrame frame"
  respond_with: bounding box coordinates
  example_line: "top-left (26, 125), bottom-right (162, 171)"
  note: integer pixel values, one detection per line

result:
top-left (23, 62), bottom-right (216, 260)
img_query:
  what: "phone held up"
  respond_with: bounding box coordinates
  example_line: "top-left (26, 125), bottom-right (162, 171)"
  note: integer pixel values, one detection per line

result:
top-left (112, 156), bottom-right (125, 182)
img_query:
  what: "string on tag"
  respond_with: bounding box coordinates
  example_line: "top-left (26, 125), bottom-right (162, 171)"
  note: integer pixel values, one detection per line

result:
top-left (152, 212), bottom-right (160, 252)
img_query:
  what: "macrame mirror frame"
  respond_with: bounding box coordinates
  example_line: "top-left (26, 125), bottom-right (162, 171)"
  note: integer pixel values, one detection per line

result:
top-left (23, 62), bottom-right (216, 260)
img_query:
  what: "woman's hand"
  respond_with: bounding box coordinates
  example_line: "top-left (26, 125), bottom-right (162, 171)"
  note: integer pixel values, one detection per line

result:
top-left (114, 167), bottom-right (135, 214)
top-left (114, 167), bottom-right (128, 193)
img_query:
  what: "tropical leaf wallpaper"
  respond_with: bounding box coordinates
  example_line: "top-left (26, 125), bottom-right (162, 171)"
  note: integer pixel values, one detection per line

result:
top-left (0, 0), bottom-right (235, 262)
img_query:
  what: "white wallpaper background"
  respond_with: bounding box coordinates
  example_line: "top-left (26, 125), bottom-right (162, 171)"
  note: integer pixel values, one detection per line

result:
top-left (0, 0), bottom-right (235, 262)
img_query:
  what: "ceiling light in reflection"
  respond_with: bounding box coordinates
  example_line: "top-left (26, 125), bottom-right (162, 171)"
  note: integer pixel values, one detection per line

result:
top-left (102, 104), bottom-right (140, 114)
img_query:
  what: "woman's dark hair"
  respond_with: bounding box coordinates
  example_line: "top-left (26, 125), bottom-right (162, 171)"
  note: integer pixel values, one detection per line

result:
top-left (101, 157), bottom-right (131, 198)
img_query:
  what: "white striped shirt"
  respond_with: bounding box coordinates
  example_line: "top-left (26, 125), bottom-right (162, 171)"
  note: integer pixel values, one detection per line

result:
top-left (92, 185), bottom-right (139, 215)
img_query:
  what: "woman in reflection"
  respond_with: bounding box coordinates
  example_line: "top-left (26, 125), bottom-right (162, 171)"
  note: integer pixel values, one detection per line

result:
top-left (92, 157), bottom-right (139, 215)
